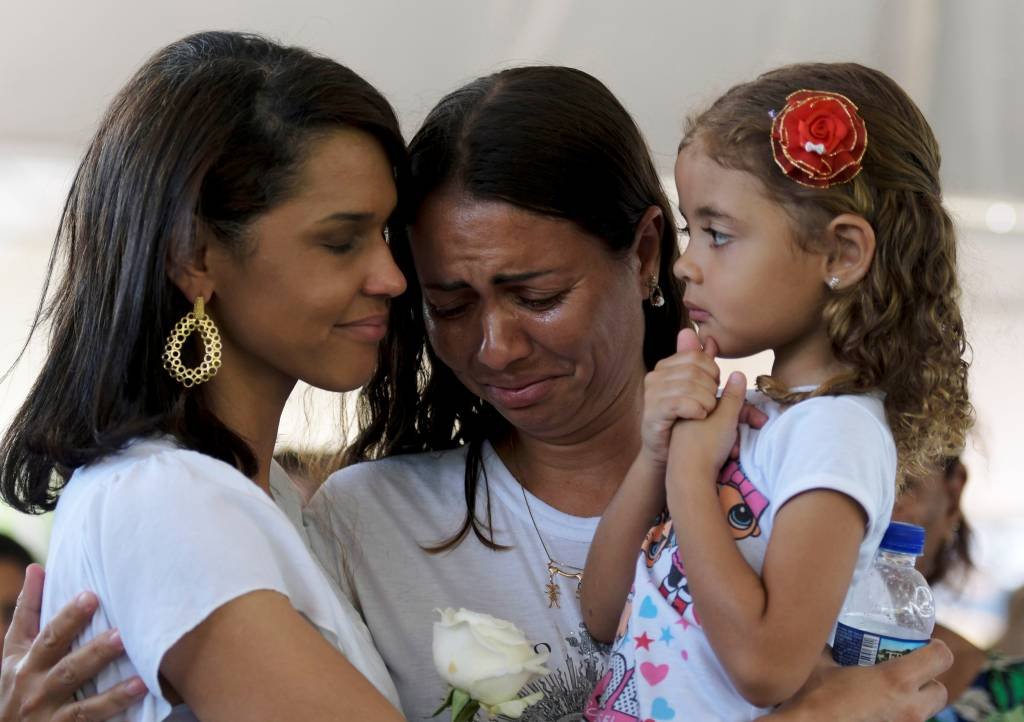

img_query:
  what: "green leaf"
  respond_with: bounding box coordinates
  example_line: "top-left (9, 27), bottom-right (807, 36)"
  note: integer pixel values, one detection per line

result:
top-left (450, 689), bottom-right (472, 720)
top-left (452, 700), bottom-right (481, 722)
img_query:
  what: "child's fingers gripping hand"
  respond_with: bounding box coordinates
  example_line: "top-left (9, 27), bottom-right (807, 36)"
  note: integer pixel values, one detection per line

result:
top-left (670, 371), bottom-right (749, 477)
top-left (641, 329), bottom-right (721, 466)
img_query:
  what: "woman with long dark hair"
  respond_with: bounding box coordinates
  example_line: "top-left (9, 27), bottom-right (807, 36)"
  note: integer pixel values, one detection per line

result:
top-left (0, 31), bottom-right (406, 721)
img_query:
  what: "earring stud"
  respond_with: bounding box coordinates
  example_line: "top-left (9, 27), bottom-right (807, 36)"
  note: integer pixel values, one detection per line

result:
top-left (827, 276), bottom-right (841, 291)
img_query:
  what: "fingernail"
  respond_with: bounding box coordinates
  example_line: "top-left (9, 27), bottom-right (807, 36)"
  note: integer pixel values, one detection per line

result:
top-left (107, 629), bottom-right (124, 650)
top-left (124, 677), bottom-right (146, 696)
top-left (75, 591), bottom-right (97, 611)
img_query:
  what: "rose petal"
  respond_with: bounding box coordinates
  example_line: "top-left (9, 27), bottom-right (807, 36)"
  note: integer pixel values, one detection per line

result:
top-left (482, 692), bottom-right (545, 719)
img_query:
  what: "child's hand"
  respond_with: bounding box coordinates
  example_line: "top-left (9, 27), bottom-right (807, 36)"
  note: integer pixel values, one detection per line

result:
top-left (640, 329), bottom-right (722, 468)
top-left (669, 370), bottom-right (750, 479)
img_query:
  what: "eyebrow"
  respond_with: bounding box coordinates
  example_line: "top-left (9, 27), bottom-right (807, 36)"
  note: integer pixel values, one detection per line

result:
top-left (315, 211), bottom-right (376, 225)
top-left (424, 269), bottom-right (556, 292)
top-left (693, 205), bottom-right (738, 223)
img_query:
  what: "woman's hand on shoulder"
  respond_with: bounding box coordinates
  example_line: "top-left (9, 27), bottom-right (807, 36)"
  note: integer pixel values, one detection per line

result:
top-left (0, 564), bottom-right (144, 722)
top-left (766, 641), bottom-right (952, 722)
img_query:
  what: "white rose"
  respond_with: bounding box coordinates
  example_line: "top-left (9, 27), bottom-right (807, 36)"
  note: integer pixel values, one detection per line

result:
top-left (433, 608), bottom-right (550, 713)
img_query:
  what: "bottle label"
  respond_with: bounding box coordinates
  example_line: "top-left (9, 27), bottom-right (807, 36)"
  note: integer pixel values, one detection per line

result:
top-left (831, 622), bottom-right (928, 666)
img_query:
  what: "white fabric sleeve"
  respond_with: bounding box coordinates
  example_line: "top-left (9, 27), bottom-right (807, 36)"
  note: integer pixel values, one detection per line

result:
top-left (760, 396), bottom-right (896, 537)
top-left (84, 448), bottom-right (333, 699)
top-left (304, 479), bottom-right (362, 614)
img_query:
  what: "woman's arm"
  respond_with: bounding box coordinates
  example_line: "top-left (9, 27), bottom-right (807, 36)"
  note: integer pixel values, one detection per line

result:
top-left (763, 641), bottom-right (951, 722)
top-left (161, 590), bottom-right (405, 722)
top-left (665, 374), bottom-right (868, 707)
top-left (0, 565), bottom-right (145, 722)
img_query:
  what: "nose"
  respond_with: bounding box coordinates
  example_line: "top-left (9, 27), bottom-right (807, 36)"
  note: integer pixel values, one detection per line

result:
top-left (673, 243), bottom-right (702, 285)
top-left (476, 305), bottom-right (531, 371)
top-left (364, 235), bottom-right (407, 299)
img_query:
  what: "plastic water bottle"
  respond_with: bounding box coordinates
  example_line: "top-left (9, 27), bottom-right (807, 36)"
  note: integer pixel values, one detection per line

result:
top-left (831, 522), bottom-right (935, 666)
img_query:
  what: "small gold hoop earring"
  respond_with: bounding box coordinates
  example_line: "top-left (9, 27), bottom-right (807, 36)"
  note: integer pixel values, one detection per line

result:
top-left (162, 296), bottom-right (223, 388)
top-left (648, 275), bottom-right (666, 308)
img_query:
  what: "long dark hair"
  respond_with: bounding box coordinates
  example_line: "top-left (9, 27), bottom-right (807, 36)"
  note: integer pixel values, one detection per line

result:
top-left (345, 66), bottom-right (686, 551)
top-left (0, 31), bottom-right (406, 513)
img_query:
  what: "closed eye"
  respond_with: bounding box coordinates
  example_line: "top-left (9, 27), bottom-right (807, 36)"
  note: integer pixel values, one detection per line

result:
top-left (425, 301), bottom-right (469, 320)
top-left (518, 292), bottom-right (567, 311)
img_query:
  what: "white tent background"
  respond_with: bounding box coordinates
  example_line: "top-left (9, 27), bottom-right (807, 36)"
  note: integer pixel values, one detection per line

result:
top-left (2, 0), bottom-right (1022, 646)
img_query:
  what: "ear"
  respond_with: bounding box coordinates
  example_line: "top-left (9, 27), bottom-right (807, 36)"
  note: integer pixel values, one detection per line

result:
top-left (630, 205), bottom-right (664, 297)
top-left (823, 213), bottom-right (876, 289)
top-left (167, 224), bottom-right (217, 306)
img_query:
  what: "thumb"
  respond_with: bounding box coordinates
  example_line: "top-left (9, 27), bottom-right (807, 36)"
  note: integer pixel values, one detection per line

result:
top-left (702, 336), bottom-right (719, 359)
top-left (677, 328), bottom-right (702, 354)
top-left (712, 372), bottom-right (748, 420)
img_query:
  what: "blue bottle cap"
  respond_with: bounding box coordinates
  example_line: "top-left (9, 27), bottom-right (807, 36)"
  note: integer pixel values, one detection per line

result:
top-left (879, 521), bottom-right (926, 556)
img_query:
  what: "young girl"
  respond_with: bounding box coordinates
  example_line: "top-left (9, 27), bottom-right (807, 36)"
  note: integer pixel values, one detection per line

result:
top-left (582, 62), bottom-right (972, 721)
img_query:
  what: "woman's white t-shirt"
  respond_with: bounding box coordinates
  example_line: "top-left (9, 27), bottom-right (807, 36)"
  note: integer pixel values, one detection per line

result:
top-left (305, 443), bottom-right (606, 722)
top-left (40, 438), bottom-right (400, 721)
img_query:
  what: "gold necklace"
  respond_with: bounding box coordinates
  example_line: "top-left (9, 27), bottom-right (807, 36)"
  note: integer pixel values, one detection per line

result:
top-left (517, 474), bottom-right (584, 609)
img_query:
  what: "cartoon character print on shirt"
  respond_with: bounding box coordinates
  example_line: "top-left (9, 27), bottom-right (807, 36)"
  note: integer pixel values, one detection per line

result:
top-left (584, 652), bottom-right (642, 722)
top-left (656, 455), bottom-right (769, 625)
top-left (584, 594), bottom-right (640, 722)
top-left (641, 510), bottom-right (673, 568)
top-left (717, 458), bottom-right (769, 541)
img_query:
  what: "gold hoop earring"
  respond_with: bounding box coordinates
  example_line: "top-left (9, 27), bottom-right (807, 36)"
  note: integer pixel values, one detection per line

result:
top-left (162, 296), bottom-right (223, 388)
top-left (648, 275), bottom-right (665, 308)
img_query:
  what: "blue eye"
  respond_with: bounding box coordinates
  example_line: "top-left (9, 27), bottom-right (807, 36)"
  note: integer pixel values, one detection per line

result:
top-left (707, 229), bottom-right (732, 247)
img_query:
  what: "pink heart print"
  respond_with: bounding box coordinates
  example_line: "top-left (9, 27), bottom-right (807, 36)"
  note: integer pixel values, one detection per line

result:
top-left (640, 661), bottom-right (669, 686)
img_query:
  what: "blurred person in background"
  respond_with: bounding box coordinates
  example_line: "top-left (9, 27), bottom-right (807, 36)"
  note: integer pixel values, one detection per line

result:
top-left (895, 457), bottom-right (1024, 721)
top-left (0, 534), bottom-right (33, 648)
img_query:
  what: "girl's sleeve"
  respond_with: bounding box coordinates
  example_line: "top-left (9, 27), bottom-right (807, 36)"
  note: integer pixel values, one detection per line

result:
top-left (760, 396), bottom-right (897, 555)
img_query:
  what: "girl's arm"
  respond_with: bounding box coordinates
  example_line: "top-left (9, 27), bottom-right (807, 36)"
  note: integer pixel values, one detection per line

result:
top-left (161, 590), bottom-right (406, 722)
top-left (582, 330), bottom-right (721, 642)
top-left (582, 452), bottom-right (673, 642)
top-left (666, 373), bottom-right (867, 708)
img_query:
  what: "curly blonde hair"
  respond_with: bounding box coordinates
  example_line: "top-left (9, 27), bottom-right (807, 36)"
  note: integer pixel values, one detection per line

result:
top-left (681, 63), bottom-right (972, 484)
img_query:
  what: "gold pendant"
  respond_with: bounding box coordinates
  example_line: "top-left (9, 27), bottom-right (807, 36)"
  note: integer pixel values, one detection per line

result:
top-left (545, 562), bottom-right (583, 608)
top-left (546, 577), bottom-right (562, 608)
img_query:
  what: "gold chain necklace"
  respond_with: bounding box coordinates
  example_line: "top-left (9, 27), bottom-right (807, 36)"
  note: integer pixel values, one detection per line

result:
top-left (508, 442), bottom-right (584, 609)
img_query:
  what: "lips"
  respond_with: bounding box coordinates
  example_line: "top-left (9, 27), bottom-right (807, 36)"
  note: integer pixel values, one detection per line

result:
top-left (683, 301), bottom-right (711, 323)
top-left (481, 376), bottom-right (561, 410)
top-left (336, 313), bottom-right (389, 342)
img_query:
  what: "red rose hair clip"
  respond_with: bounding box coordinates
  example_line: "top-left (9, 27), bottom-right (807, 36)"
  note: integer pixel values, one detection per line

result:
top-left (770, 90), bottom-right (867, 188)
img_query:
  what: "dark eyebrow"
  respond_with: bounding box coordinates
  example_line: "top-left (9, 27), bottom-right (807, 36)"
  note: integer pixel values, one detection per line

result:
top-left (424, 270), bottom-right (556, 293)
top-left (315, 211), bottom-right (376, 225)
